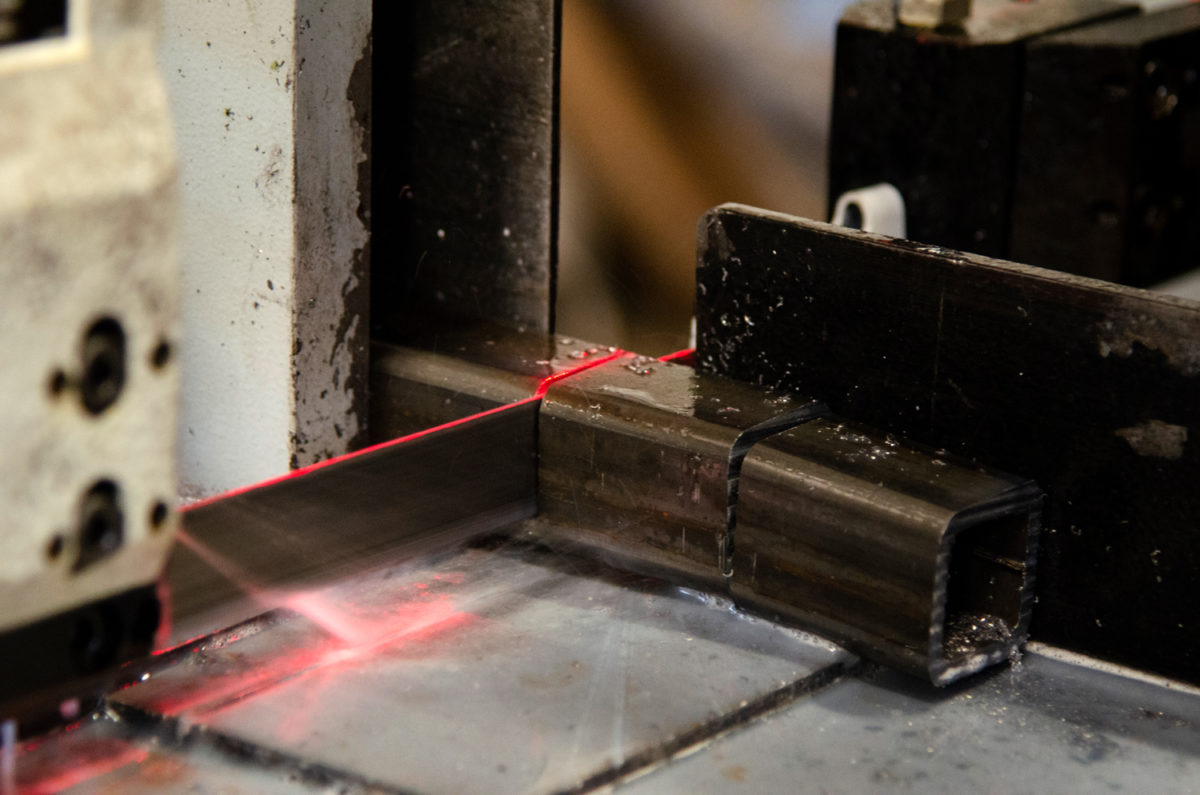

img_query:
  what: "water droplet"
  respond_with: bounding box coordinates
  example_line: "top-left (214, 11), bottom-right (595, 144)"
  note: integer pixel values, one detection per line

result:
top-left (624, 354), bottom-right (657, 376)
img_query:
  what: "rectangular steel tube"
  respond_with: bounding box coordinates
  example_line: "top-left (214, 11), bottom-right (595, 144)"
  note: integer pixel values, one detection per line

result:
top-left (168, 400), bottom-right (539, 634)
top-left (735, 417), bottom-right (1041, 684)
top-left (536, 354), bottom-right (1041, 684)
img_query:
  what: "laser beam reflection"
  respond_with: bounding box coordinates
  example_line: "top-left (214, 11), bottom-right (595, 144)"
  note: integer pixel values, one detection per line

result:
top-left (142, 597), bottom-right (475, 718)
top-left (145, 530), bottom-right (478, 716)
top-left (142, 348), bottom-right (628, 718)
top-left (171, 528), bottom-right (474, 648)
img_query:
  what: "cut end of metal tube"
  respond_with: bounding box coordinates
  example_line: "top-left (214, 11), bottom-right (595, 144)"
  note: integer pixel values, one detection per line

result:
top-left (930, 496), bottom-right (1040, 685)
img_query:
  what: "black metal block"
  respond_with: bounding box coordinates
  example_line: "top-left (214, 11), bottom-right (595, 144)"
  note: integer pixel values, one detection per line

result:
top-left (831, 1), bottom-right (1200, 286)
top-left (830, 12), bottom-right (1023, 259)
top-left (173, 400), bottom-right (539, 628)
top-left (1012, 4), bottom-right (1200, 286)
top-left (371, 0), bottom-right (560, 340)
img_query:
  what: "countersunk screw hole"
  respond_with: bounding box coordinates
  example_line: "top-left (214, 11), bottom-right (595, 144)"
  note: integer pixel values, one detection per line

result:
top-left (150, 339), bottom-right (171, 370)
top-left (74, 480), bottom-right (124, 572)
top-left (80, 318), bottom-right (126, 415)
top-left (149, 501), bottom-right (170, 531)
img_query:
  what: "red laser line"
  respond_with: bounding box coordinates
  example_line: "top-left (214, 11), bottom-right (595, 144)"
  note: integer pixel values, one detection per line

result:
top-left (182, 348), bottom-right (625, 512)
top-left (657, 348), bottom-right (696, 364)
top-left (181, 396), bottom-right (540, 512)
top-left (534, 348), bottom-right (624, 396)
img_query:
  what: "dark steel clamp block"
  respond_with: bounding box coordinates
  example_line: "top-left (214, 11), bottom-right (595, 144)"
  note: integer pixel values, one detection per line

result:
top-left (534, 354), bottom-right (1041, 684)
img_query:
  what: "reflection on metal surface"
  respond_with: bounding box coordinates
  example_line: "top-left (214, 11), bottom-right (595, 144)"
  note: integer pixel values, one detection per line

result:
top-left (17, 529), bottom-right (1200, 791)
top-left (168, 341), bottom-right (626, 646)
top-left (14, 712), bottom-right (336, 794)
top-left (167, 399), bottom-right (541, 643)
top-left (618, 649), bottom-right (1200, 793)
top-left (106, 536), bottom-right (855, 794)
top-left (369, 329), bottom-right (623, 441)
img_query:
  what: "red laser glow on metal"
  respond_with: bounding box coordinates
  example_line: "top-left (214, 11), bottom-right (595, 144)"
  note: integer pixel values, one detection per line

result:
top-left (657, 348), bottom-right (696, 365)
top-left (182, 348), bottom-right (623, 512)
top-left (535, 348), bottom-right (625, 396)
top-left (139, 592), bottom-right (474, 717)
top-left (181, 397), bottom-right (541, 512)
top-left (149, 345), bottom-right (623, 679)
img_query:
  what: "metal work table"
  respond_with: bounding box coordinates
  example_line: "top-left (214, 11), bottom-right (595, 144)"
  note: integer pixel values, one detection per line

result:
top-left (13, 526), bottom-right (1200, 793)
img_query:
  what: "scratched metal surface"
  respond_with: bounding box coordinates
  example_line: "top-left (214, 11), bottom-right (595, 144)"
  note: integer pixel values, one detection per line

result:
top-left (102, 534), bottom-right (853, 794)
top-left (618, 650), bottom-right (1200, 793)
top-left (15, 530), bottom-right (1200, 792)
top-left (14, 716), bottom-right (319, 794)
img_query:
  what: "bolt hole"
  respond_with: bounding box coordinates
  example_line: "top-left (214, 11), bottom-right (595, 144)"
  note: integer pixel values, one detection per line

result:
top-left (47, 534), bottom-right (65, 561)
top-left (48, 369), bottom-right (67, 397)
top-left (150, 339), bottom-right (171, 370)
top-left (80, 318), bottom-right (126, 415)
top-left (149, 501), bottom-right (170, 531)
top-left (74, 480), bottom-right (123, 572)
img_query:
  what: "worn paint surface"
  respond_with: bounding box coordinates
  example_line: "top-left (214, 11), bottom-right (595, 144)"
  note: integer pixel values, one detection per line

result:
top-left (291, 0), bottom-right (371, 466)
top-left (159, 1), bottom-right (371, 496)
top-left (0, 0), bottom-right (179, 628)
top-left (159, 1), bottom-right (297, 497)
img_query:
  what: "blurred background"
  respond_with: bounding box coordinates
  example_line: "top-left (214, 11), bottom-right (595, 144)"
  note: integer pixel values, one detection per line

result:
top-left (557, 0), bottom-right (846, 355)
